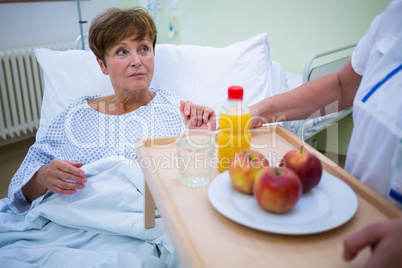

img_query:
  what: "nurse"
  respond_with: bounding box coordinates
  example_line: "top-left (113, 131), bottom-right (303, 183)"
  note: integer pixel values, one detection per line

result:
top-left (249, 0), bottom-right (402, 267)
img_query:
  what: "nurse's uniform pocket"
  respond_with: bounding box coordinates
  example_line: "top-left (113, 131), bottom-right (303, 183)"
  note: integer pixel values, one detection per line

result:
top-left (376, 33), bottom-right (397, 55)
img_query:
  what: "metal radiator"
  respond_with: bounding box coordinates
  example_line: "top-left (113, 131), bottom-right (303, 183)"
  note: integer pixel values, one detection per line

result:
top-left (0, 42), bottom-right (74, 146)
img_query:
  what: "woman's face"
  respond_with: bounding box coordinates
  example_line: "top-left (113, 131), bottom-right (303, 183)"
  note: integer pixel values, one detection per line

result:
top-left (97, 34), bottom-right (154, 93)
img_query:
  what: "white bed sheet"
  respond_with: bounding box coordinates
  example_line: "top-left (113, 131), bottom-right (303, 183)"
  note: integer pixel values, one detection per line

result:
top-left (0, 156), bottom-right (180, 267)
top-left (283, 72), bottom-right (351, 140)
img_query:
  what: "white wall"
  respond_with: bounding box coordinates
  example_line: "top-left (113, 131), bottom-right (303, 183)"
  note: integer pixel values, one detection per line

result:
top-left (125, 0), bottom-right (391, 74)
top-left (0, 0), bottom-right (391, 73)
top-left (0, 0), bottom-right (123, 50)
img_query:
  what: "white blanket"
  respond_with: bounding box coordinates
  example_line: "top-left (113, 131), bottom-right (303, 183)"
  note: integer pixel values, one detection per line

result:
top-left (0, 156), bottom-right (180, 268)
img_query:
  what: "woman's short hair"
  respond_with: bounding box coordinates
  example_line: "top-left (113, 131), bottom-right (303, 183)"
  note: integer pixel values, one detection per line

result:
top-left (89, 7), bottom-right (157, 63)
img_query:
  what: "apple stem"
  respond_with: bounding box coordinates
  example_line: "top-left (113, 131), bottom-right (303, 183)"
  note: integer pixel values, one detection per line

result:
top-left (274, 168), bottom-right (283, 177)
top-left (299, 145), bottom-right (304, 153)
top-left (245, 151), bottom-right (250, 160)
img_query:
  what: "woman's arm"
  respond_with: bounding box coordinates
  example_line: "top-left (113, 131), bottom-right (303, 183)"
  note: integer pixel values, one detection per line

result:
top-left (249, 61), bottom-right (362, 128)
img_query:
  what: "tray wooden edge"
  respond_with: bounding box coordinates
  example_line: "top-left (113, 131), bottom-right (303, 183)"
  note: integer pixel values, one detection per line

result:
top-left (135, 140), bottom-right (203, 267)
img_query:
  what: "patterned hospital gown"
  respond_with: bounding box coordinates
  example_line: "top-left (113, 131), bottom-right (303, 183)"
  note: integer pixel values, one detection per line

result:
top-left (8, 88), bottom-right (187, 214)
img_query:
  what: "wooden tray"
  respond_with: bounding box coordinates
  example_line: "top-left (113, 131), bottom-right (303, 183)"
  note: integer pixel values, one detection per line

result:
top-left (136, 125), bottom-right (402, 268)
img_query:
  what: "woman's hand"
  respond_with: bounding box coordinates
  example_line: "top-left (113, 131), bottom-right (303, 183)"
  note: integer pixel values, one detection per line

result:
top-left (180, 100), bottom-right (216, 131)
top-left (22, 159), bottom-right (87, 202)
top-left (343, 219), bottom-right (402, 268)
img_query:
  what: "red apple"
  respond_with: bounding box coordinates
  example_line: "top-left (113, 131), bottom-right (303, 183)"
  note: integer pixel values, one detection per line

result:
top-left (282, 146), bottom-right (322, 193)
top-left (253, 166), bottom-right (302, 213)
top-left (228, 149), bottom-right (270, 195)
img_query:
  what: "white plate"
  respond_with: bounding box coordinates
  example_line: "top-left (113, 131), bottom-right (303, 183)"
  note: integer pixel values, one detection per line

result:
top-left (208, 171), bottom-right (358, 235)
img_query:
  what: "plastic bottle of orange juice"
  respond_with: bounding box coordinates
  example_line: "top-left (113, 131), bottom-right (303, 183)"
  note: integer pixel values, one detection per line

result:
top-left (217, 86), bottom-right (252, 172)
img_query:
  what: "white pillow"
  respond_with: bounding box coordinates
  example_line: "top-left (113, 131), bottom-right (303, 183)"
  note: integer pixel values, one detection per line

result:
top-left (34, 49), bottom-right (114, 140)
top-left (151, 33), bottom-right (271, 114)
top-left (34, 33), bottom-right (271, 140)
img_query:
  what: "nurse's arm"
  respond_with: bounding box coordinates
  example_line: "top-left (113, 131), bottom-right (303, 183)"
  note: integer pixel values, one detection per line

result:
top-left (249, 60), bottom-right (362, 128)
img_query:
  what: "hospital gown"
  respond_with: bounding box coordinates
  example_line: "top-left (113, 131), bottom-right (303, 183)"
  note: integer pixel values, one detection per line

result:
top-left (8, 88), bottom-right (187, 214)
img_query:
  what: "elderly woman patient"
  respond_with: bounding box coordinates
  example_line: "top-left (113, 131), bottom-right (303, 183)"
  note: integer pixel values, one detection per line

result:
top-left (8, 8), bottom-right (215, 214)
top-left (1, 7), bottom-right (214, 267)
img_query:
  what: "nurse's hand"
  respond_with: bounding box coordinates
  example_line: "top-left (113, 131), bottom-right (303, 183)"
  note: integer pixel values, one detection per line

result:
top-left (343, 219), bottom-right (402, 268)
top-left (249, 103), bottom-right (269, 128)
top-left (180, 100), bottom-right (216, 131)
top-left (22, 159), bottom-right (87, 202)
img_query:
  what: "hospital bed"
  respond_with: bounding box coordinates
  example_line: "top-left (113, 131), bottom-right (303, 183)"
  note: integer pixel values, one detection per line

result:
top-left (34, 33), bottom-right (290, 140)
top-left (292, 42), bottom-right (357, 141)
top-left (72, 32), bottom-right (355, 144)
top-left (1, 33), bottom-right (285, 267)
top-left (286, 43), bottom-right (357, 162)
top-left (0, 33), bottom-right (356, 266)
